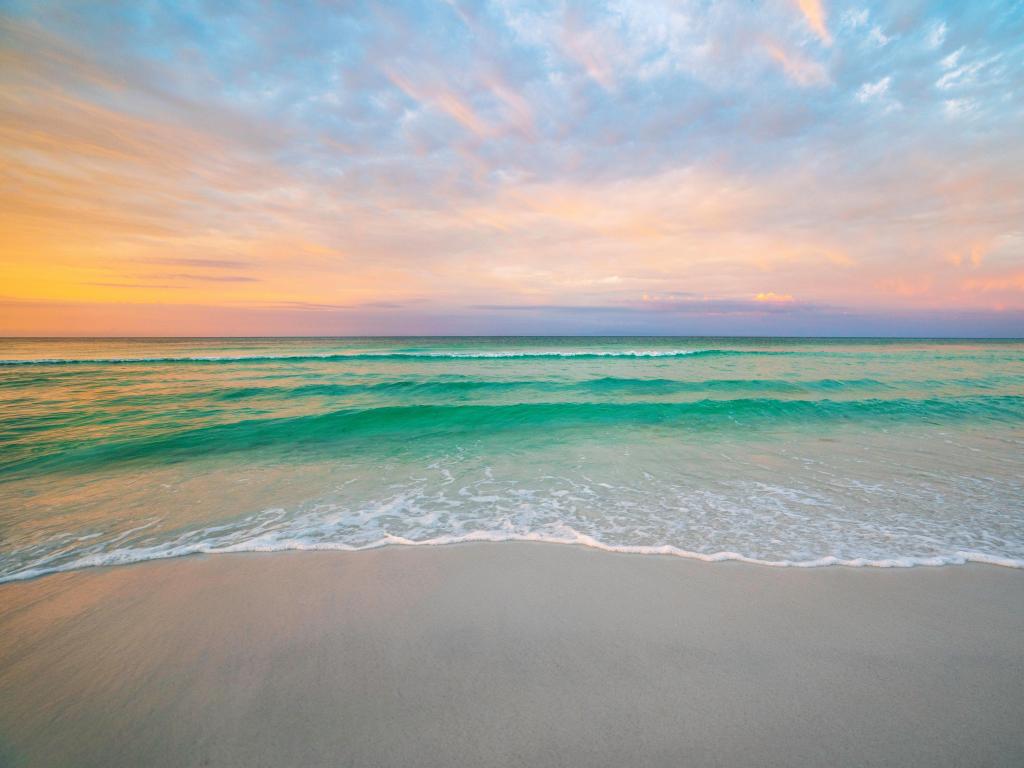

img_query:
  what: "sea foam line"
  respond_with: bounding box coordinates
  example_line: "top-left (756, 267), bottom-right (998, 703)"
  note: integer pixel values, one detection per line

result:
top-left (0, 349), bottom-right (764, 366)
top-left (2, 528), bottom-right (1021, 583)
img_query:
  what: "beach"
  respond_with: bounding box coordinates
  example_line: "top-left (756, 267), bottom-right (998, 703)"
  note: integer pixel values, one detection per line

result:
top-left (2, 543), bottom-right (1022, 767)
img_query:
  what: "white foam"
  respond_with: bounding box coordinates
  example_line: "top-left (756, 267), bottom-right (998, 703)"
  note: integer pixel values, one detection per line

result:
top-left (3, 398), bottom-right (1022, 583)
top-left (2, 527), bottom-right (1021, 584)
top-left (424, 350), bottom-right (706, 358)
top-left (0, 355), bottom-right (332, 365)
top-left (0, 349), bottom-right (717, 365)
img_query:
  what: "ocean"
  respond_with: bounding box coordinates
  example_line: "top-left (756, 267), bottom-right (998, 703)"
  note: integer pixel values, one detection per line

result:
top-left (1, 336), bottom-right (1022, 580)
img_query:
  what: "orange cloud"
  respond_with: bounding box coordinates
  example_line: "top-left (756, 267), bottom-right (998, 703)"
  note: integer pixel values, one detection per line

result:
top-left (961, 273), bottom-right (1024, 293)
top-left (765, 44), bottom-right (829, 86)
top-left (561, 8), bottom-right (617, 90)
top-left (943, 243), bottom-right (989, 268)
top-left (875, 277), bottom-right (933, 298)
top-left (385, 69), bottom-right (491, 138)
top-left (794, 0), bottom-right (832, 45)
top-left (483, 74), bottom-right (535, 137)
top-left (754, 292), bottom-right (794, 303)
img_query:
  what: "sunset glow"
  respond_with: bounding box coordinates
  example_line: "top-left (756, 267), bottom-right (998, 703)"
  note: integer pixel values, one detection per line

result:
top-left (1, 1), bottom-right (1022, 335)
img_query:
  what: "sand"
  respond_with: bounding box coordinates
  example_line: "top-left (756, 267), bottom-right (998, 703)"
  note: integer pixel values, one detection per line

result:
top-left (1, 543), bottom-right (1022, 767)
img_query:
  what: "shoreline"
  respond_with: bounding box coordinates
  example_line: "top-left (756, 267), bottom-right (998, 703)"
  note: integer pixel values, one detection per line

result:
top-left (4, 535), bottom-right (1023, 585)
top-left (2, 541), bottom-right (1023, 767)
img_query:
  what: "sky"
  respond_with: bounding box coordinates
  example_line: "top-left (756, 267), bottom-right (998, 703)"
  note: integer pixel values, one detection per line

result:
top-left (1, 0), bottom-right (1023, 336)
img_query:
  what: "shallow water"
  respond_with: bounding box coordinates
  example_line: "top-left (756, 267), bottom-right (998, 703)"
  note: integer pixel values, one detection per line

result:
top-left (1, 336), bottom-right (1023, 579)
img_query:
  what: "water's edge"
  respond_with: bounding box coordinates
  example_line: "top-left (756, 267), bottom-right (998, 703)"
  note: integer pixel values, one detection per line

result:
top-left (3, 532), bottom-right (1022, 585)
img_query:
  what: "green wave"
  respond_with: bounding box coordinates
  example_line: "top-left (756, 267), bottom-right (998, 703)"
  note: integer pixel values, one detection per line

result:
top-left (4, 395), bottom-right (1022, 479)
top-left (19, 374), bottom-right (1020, 408)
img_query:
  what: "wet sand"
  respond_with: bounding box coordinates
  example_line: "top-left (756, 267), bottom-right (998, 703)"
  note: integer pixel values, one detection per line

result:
top-left (1, 543), bottom-right (1022, 767)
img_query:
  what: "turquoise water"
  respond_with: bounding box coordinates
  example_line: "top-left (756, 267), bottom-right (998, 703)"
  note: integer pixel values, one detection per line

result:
top-left (1, 336), bottom-right (1023, 580)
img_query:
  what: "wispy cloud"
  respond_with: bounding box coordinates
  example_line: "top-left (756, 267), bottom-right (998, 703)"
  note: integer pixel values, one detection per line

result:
top-left (755, 292), bottom-right (795, 303)
top-left (926, 20), bottom-right (948, 50)
top-left (855, 75), bottom-right (900, 112)
top-left (794, 0), bottom-right (832, 45)
top-left (142, 258), bottom-right (254, 269)
top-left (765, 43), bottom-right (829, 87)
top-left (856, 76), bottom-right (891, 102)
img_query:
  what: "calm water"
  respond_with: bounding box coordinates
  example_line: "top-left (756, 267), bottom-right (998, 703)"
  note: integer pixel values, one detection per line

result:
top-left (1, 337), bottom-right (1023, 580)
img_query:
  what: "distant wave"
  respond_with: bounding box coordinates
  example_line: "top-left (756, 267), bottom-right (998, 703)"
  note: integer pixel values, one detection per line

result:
top-left (6, 349), bottom-right (1022, 367)
top-left (204, 376), bottom-right (899, 401)
top-left (2, 529), bottom-right (1021, 583)
top-left (5, 395), bottom-right (1023, 478)
top-left (0, 349), bottom-right (772, 366)
top-left (12, 374), bottom-right (1014, 403)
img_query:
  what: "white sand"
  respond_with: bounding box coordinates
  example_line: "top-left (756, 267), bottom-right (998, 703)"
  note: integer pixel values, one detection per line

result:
top-left (1, 543), bottom-right (1022, 767)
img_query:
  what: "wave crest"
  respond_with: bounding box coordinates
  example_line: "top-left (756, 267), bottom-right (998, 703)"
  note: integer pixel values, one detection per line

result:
top-left (0, 349), bottom-right (765, 366)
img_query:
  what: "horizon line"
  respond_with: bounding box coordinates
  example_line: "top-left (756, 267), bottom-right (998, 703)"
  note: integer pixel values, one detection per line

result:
top-left (3, 335), bottom-right (1023, 342)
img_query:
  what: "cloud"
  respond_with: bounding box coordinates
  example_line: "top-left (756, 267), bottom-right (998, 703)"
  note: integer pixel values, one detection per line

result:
top-left (936, 52), bottom-right (990, 90)
top-left (83, 282), bottom-right (182, 290)
top-left (855, 75), bottom-right (900, 112)
top-left (961, 272), bottom-right (1024, 294)
top-left (142, 257), bottom-right (253, 269)
top-left (267, 300), bottom-right (407, 311)
top-left (159, 274), bottom-right (260, 283)
top-left (472, 303), bottom-right (635, 314)
top-left (385, 68), bottom-right (492, 138)
top-left (943, 98), bottom-right (975, 118)
top-left (856, 76), bottom-right (891, 102)
top-left (867, 26), bottom-right (891, 47)
top-left (794, 0), bottom-right (832, 45)
top-left (560, 6), bottom-right (618, 90)
top-left (941, 47), bottom-right (963, 70)
top-left (765, 44), bottom-right (830, 87)
top-left (925, 20), bottom-right (948, 50)
top-left (842, 9), bottom-right (869, 30)
top-left (476, 295), bottom-right (820, 316)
